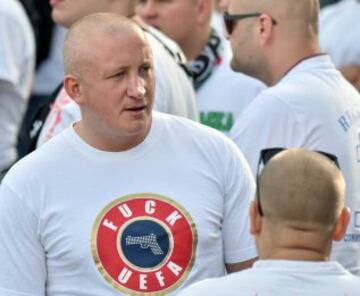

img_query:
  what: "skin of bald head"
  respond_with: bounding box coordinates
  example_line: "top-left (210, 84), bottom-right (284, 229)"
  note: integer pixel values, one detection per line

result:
top-left (63, 13), bottom-right (155, 152)
top-left (63, 13), bottom-right (146, 79)
top-left (250, 148), bottom-right (350, 261)
top-left (228, 0), bottom-right (321, 85)
top-left (135, 0), bottom-right (213, 60)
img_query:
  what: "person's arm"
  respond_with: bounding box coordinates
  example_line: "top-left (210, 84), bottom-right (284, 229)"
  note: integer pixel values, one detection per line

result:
top-left (0, 182), bottom-right (46, 295)
top-left (0, 80), bottom-right (26, 172)
top-left (221, 138), bottom-right (258, 270)
top-left (225, 257), bottom-right (257, 273)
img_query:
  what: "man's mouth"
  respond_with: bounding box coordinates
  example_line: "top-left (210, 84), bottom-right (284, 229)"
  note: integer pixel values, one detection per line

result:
top-left (125, 105), bottom-right (147, 113)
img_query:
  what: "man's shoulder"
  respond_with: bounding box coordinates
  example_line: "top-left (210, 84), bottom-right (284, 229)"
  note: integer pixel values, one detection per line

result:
top-left (3, 129), bottom-right (70, 185)
top-left (321, 0), bottom-right (357, 21)
top-left (155, 111), bottom-right (229, 139)
top-left (154, 112), bottom-right (239, 153)
top-left (179, 269), bottom-right (256, 295)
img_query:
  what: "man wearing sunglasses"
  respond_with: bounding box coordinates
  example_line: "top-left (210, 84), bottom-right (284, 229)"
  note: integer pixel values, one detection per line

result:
top-left (226, 0), bottom-right (360, 275)
top-left (180, 149), bottom-right (360, 295)
top-left (136, 0), bottom-right (265, 135)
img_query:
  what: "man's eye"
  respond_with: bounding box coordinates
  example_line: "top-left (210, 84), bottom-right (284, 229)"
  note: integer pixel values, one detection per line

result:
top-left (112, 72), bottom-right (125, 79)
top-left (139, 65), bottom-right (152, 75)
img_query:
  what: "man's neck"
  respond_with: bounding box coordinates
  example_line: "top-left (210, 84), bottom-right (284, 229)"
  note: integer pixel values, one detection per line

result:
top-left (181, 26), bottom-right (212, 61)
top-left (74, 120), bottom-right (151, 152)
top-left (267, 42), bottom-right (322, 86)
top-left (258, 227), bottom-right (332, 262)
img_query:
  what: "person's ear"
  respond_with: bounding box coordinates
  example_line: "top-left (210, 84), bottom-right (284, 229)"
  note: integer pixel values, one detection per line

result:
top-left (64, 74), bottom-right (84, 105)
top-left (250, 200), bottom-right (262, 235)
top-left (258, 14), bottom-right (276, 45)
top-left (333, 207), bottom-right (350, 241)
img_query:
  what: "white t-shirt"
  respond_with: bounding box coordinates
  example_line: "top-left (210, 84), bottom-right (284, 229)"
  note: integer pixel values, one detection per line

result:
top-left (211, 12), bottom-right (226, 39)
top-left (0, 112), bottom-right (257, 296)
top-left (36, 27), bottom-right (198, 147)
top-left (0, 0), bottom-right (35, 170)
top-left (230, 55), bottom-right (360, 275)
top-left (179, 260), bottom-right (360, 296)
top-left (197, 40), bottom-right (265, 135)
top-left (320, 0), bottom-right (360, 67)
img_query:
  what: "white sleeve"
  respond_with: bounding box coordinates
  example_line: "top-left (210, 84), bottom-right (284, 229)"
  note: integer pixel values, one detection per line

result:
top-left (177, 278), bottom-right (214, 296)
top-left (222, 139), bottom-right (257, 264)
top-left (181, 79), bottom-right (199, 122)
top-left (0, 81), bottom-right (25, 171)
top-left (0, 183), bottom-right (46, 295)
top-left (152, 64), bottom-right (169, 113)
top-left (230, 94), bottom-right (303, 175)
top-left (0, 14), bottom-right (21, 84)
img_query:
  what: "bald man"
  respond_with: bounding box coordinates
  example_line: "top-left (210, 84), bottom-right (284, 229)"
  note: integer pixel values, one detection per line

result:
top-left (136, 0), bottom-right (265, 134)
top-left (180, 149), bottom-right (360, 295)
top-left (227, 0), bottom-right (360, 274)
top-left (0, 13), bottom-right (257, 295)
top-left (18, 0), bottom-right (197, 157)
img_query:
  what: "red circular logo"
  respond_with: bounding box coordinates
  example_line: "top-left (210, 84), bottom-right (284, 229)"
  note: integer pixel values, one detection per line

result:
top-left (91, 193), bottom-right (197, 295)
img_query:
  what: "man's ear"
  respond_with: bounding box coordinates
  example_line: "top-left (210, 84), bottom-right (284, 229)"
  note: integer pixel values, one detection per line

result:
top-left (64, 74), bottom-right (84, 105)
top-left (333, 207), bottom-right (350, 241)
top-left (258, 14), bottom-right (276, 45)
top-left (250, 200), bottom-right (262, 235)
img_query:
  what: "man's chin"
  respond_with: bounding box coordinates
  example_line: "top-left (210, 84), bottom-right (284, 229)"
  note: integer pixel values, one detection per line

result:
top-left (230, 58), bottom-right (243, 73)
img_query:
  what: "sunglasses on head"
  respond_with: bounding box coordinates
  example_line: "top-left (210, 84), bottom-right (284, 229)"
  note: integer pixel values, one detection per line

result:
top-left (256, 148), bottom-right (340, 216)
top-left (223, 12), bottom-right (278, 35)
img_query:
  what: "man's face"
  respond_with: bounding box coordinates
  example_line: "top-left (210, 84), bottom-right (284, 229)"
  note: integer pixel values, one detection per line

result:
top-left (228, 0), bottom-right (258, 76)
top-left (136, 0), bottom-right (198, 46)
top-left (50, 0), bottom-right (134, 28)
top-left (218, 0), bottom-right (230, 12)
top-left (78, 32), bottom-right (155, 140)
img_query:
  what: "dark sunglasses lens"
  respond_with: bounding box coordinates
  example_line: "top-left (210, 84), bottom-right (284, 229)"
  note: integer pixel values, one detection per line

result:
top-left (318, 151), bottom-right (340, 168)
top-left (224, 18), bottom-right (234, 34)
top-left (261, 148), bottom-right (340, 169)
top-left (261, 148), bottom-right (284, 165)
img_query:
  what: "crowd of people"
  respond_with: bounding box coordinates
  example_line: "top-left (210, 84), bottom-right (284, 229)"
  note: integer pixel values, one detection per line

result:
top-left (0, 0), bottom-right (359, 295)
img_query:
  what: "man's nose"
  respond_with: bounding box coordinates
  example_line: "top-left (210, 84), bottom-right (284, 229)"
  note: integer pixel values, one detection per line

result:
top-left (127, 76), bottom-right (146, 99)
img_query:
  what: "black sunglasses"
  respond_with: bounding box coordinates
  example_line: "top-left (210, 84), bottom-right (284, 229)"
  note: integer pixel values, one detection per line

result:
top-left (223, 12), bottom-right (278, 35)
top-left (256, 148), bottom-right (340, 216)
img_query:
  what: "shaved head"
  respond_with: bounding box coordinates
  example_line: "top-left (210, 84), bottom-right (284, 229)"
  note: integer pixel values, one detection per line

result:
top-left (230, 0), bottom-right (319, 38)
top-left (228, 0), bottom-right (321, 85)
top-left (64, 13), bottom-right (146, 78)
top-left (259, 149), bottom-right (345, 231)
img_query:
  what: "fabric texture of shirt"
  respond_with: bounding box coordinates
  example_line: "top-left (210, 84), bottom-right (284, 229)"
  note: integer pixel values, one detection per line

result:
top-left (179, 260), bottom-right (360, 295)
top-left (230, 55), bottom-right (360, 274)
top-left (0, 112), bottom-right (257, 295)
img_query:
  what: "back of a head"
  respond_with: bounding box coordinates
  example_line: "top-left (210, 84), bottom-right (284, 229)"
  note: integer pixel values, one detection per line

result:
top-left (259, 148), bottom-right (345, 233)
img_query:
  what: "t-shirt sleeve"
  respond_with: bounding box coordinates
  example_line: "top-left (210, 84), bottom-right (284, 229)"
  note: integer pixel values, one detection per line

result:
top-left (0, 183), bottom-right (46, 295)
top-left (0, 14), bottom-right (23, 84)
top-left (221, 139), bottom-right (258, 264)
